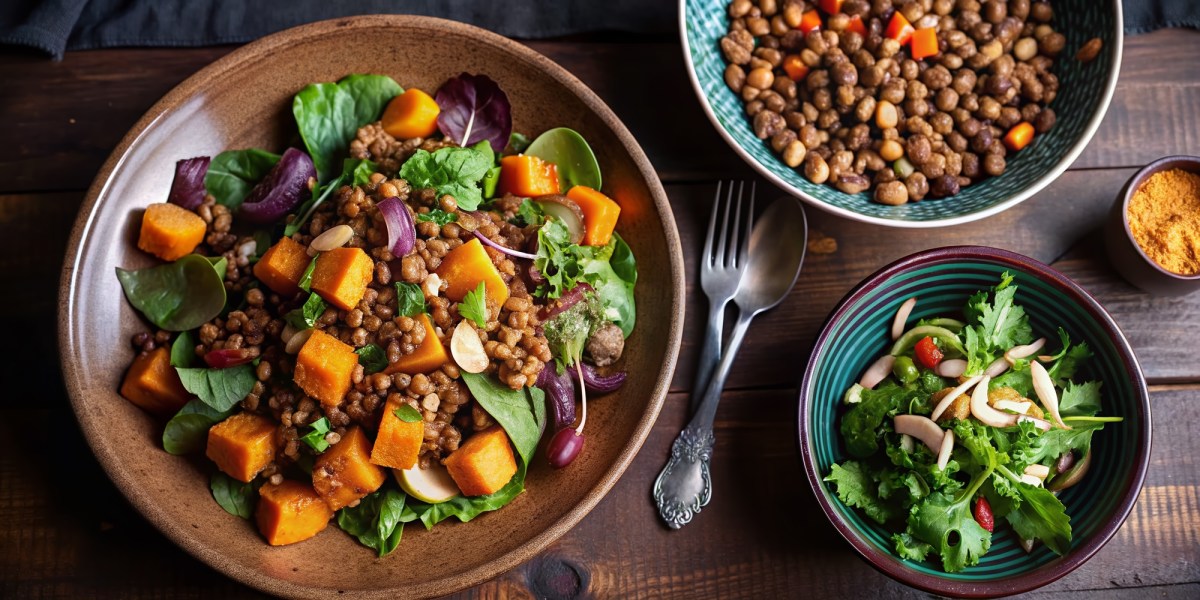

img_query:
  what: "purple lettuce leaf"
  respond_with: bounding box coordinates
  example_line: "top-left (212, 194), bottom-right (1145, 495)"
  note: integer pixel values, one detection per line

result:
top-left (435, 73), bottom-right (512, 153)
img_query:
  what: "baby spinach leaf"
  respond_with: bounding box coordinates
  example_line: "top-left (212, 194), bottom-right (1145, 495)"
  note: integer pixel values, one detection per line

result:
top-left (407, 463), bottom-right (526, 530)
top-left (579, 234), bottom-right (637, 337)
top-left (393, 404), bottom-right (422, 423)
top-left (204, 149), bottom-right (281, 208)
top-left (460, 373), bottom-right (540, 466)
top-left (210, 471), bottom-right (257, 519)
top-left (300, 417), bottom-right (332, 452)
top-left (337, 488), bottom-right (407, 557)
top-left (395, 282), bottom-right (425, 317)
top-left (285, 293), bottom-right (327, 331)
top-left (293, 75), bottom-right (402, 182)
top-left (416, 209), bottom-right (459, 226)
top-left (116, 254), bottom-right (227, 332)
top-left (526, 127), bottom-right (602, 192)
top-left (398, 144), bottom-right (493, 211)
top-left (170, 330), bottom-right (197, 368)
top-left (175, 364), bottom-right (256, 412)
top-left (356, 344), bottom-right (388, 375)
top-left (206, 256), bottom-right (229, 281)
top-left (162, 399), bottom-right (234, 455)
top-left (459, 281), bottom-right (488, 328)
top-left (508, 132), bottom-right (531, 153)
top-left (529, 385), bottom-right (547, 440)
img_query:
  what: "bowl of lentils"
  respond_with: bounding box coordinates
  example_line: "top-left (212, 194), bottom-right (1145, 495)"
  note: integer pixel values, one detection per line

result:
top-left (680, 0), bottom-right (1122, 227)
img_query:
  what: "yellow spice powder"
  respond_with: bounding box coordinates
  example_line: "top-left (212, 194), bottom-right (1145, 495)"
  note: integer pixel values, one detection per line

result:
top-left (1126, 168), bottom-right (1200, 276)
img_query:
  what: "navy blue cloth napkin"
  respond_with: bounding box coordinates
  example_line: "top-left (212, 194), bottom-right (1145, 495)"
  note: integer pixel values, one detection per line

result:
top-left (1, 0), bottom-right (1194, 59)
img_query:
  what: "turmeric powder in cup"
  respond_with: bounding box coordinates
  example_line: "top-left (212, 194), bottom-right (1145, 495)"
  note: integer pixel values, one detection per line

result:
top-left (1126, 168), bottom-right (1200, 276)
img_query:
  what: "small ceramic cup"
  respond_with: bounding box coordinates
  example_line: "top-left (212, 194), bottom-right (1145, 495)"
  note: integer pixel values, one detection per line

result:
top-left (1106, 155), bottom-right (1200, 296)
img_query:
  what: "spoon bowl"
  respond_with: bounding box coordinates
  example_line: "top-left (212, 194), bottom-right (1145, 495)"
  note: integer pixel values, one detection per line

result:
top-left (737, 197), bottom-right (808, 313)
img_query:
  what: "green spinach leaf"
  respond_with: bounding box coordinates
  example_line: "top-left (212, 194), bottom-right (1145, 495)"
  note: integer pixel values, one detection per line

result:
top-left (300, 417), bottom-right (332, 453)
top-left (162, 399), bottom-right (234, 455)
top-left (210, 471), bottom-right (257, 519)
top-left (117, 254), bottom-right (227, 332)
top-left (407, 463), bottom-right (526, 530)
top-left (460, 373), bottom-right (541, 466)
top-left (395, 282), bottom-right (426, 317)
top-left (579, 234), bottom-right (637, 337)
top-left (356, 344), bottom-right (388, 375)
top-left (398, 143), bottom-right (493, 211)
top-left (459, 281), bottom-right (488, 328)
top-left (175, 364), bottom-right (256, 412)
top-left (293, 75), bottom-right (402, 181)
top-left (336, 488), bottom-right (407, 557)
top-left (285, 293), bottom-right (327, 331)
top-left (170, 330), bottom-right (197, 368)
top-left (204, 149), bottom-right (281, 208)
top-left (508, 132), bottom-right (531, 153)
top-left (393, 404), bottom-right (422, 423)
top-left (525, 127), bottom-right (602, 192)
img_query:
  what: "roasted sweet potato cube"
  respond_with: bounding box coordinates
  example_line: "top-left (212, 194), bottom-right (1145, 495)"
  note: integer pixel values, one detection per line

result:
top-left (443, 425), bottom-right (517, 496)
top-left (293, 329), bottom-right (358, 407)
top-left (310, 247), bottom-right (374, 310)
top-left (312, 426), bottom-right (386, 510)
top-left (370, 397), bottom-right (424, 470)
top-left (383, 313), bottom-right (448, 375)
top-left (252, 236), bottom-right (311, 297)
top-left (495, 154), bottom-right (559, 197)
top-left (206, 412), bottom-right (277, 483)
top-left (137, 203), bottom-right (206, 261)
top-left (119, 347), bottom-right (191, 415)
top-left (434, 238), bottom-right (509, 311)
top-left (255, 480), bottom-right (333, 546)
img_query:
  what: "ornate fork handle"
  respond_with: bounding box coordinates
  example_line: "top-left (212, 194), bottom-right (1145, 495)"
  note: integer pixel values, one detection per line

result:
top-left (652, 425), bottom-right (716, 529)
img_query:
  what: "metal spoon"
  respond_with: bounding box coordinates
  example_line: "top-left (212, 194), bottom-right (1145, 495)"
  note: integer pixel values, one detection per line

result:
top-left (653, 197), bottom-right (807, 529)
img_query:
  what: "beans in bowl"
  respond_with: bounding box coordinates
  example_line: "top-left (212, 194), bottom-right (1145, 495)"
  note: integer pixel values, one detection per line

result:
top-left (719, 0), bottom-right (1077, 205)
top-left (115, 72), bottom-right (637, 553)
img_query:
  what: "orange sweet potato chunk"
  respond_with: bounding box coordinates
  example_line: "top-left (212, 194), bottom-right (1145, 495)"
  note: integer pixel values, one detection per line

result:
top-left (310, 247), bottom-right (374, 310)
top-left (137, 203), bottom-right (206, 261)
top-left (255, 480), bottom-right (333, 546)
top-left (206, 412), bottom-right (277, 483)
top-left (293, 329), bottom-right (358, 407)
top-left (566, 185), bottom-right (621, 247)
top-left (434, 238), bottom-right (509, 311)
top-left (312, 426), bottom-right (386, 510)
top-left (119, 347), bottom-right (191, 416)
top-left (443, 425), bottom-right (517, 496)
top-left (252, 236), bottom-right (311, 297)
top-left (496, 155), bottom-right (559, 197)
top-left (383, 313), bottom-right (448, 375)
top-left (370, 397), bottom-right (424, 470)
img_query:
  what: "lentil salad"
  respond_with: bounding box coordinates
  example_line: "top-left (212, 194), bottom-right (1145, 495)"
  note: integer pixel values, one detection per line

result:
top-left (116, 72), bottom-right (637, 553)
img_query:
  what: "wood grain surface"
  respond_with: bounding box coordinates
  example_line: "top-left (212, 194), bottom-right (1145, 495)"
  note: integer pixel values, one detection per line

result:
top-left (1, 26), bottom-right (1198, 599)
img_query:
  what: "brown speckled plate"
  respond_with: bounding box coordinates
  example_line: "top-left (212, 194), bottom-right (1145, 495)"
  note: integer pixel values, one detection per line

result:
top-left (58, 15), bottom-right (684, 599)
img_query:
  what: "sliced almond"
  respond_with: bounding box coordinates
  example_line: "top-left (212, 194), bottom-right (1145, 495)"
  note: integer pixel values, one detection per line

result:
top-left (935, 358), bottom-right (967, 378)
top-left (451, 321), bottom-right (489, 374)
top-left (285, 328), bottom-right (313, 355)
top-left (936, 429), bottom-right (955, 471)
top-left (931, 375), bottom-right (982, 421)
top-left (894, 414), bottom-right (944, 454)
top-left (1019, 474), bottom-right (1044, 487)
top-left (1024, 464), bottom-right (1051, 479)
top-left (969, 375), bottom-right (1019, 428)
top-left (859, 355), bottom-right (895, 390)
top-left (308, 224), bottom-right (354, 255)
top-left (1031, 360), bottom-right (1070, 429)
top-left (891, 297), bottom-right (917, 341)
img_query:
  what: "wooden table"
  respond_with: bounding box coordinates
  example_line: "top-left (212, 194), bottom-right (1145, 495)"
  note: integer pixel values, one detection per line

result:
top-left (2, 26), bottom-right (1198, 600)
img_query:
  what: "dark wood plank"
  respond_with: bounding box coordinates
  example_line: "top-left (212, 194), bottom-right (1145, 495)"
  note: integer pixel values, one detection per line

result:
top-left (0, 30), bottom-right (1197, 194)
top-left (3, 387), bottom-right (1196, 598)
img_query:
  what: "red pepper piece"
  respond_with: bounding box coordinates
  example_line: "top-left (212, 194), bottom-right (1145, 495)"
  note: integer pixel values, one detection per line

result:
top-left (974, 497), bottom-right (995, 533)
top-left (914, 336), bottom-right (944, 369)
top-left (886, 12), bottom-right (915, 46)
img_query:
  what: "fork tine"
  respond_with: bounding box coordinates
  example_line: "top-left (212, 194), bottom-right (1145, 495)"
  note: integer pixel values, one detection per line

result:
top-left (714, 180), bottom-right (735, 266)
top-left (737, 182), bottom-right (755, 268)
top-left (703, 181), bottom-right (723, 266)
top-left (727, 181), bottom-right (744, 268)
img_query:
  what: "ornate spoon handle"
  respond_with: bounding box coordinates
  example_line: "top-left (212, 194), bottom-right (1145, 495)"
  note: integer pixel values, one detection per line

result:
top-left (653, 311), bottom-right (752, 529)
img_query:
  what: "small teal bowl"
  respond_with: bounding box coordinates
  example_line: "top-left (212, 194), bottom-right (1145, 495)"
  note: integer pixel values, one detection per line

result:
top-left (798, 247), bottom-right (1151, 597)
top-left (680, 0), bottom-right (1123, 227)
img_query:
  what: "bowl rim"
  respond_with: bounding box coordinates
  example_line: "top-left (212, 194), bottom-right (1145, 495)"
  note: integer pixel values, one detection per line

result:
top-left (678, 0), bottom-right (1125, 229)
top-left (796, 245), bottom-right (1152, 598)
top-left (1117, 154), bottom-right (1200, 282)
top-left (56, 14), bottom-right (685, 598)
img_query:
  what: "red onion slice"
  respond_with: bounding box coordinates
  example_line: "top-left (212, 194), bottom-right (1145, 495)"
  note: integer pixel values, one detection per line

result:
top-left (935, 358), bottom-right (967, 378)
top-left (167, 156), bottom-right (210, 210)
top-left (473, 230), bottom-right (538, 260)
top-left (930, 374), bottom-right (982, 421)
top-left (1004, 337), bottom-right (1047, 365)
top-left (984, 356), bottom-right (1010, 378)
top-left (537, 282), bottom-right (594, 321)
top-left (859, 355), bottom-right (895, 390)
top-left (240, 148), bottom-right (315, 224)
top-left (580, 362), bottom-right (626, 393)
top-left (891, 297), bottom-right (917, 341)
top-left (536, 364), bottom-right (576, 433)
top-left (376, 197), bottom-right (416, 257)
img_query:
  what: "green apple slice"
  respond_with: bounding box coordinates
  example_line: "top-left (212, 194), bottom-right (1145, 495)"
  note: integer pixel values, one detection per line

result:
top-left (393, 463), bottom-right (460, 504)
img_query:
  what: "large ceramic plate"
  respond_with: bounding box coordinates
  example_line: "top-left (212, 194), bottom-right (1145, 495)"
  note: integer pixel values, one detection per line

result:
top-left (681, 0), bottom-right (1123, 227)
top-left (58, 15), bottom-right (684, 598)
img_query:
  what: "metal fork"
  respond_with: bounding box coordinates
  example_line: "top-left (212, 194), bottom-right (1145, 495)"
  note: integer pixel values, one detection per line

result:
top-left (689, 181), bottom-right (755, 413)
top-left (654, 180), bottom-right (754, 529)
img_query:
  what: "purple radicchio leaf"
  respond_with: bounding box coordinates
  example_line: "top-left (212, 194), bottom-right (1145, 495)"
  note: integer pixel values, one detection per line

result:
top-left (167, 156), bottom-right (211, 210)
top-left (435, 73), bottom-right (512, 153)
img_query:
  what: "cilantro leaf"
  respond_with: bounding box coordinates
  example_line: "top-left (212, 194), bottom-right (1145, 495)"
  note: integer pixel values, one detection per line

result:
top-left (393, 404), bottom-right (422, 423)
top-left (824, 462), bottom-right (900, 525)
top-left (356, 344), bottom-right (388, 374)
top-left (893, 532), bottom-right (934, 561)
top-left (907, 490), bottom-right (993, 572)
top-left (534, 218), bottom-right (588, 299)
top-left (300, 417), bottom-right (332, 452)
top-left (459, 281), bottom-right (488, 328)
top-left (416, 209), bottom-right (459, 226)
top-left (1059, 381), bottom-right (1102, 417)
top-left (298, 255), bottom-right (318, 292)
top-left (398, 145), bottom-right (492, 211)
top-left (395, 282), bottom-right (425, 317)
top-left (962, 273), bottom-right (1035, 375)
top-left (512, 198), bottom-right (545, 228)
top-left (285, 293), bottom-right (327, 331)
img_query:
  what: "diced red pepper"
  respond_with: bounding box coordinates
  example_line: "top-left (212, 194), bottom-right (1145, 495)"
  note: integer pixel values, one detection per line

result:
top-left (914, 336), bottom-right (944, 369)
top-left (974, 497), bottom-right (995, 533)
top-left (886, 12), bottom-right (915, 46)
top-left (782, 54), bottom-right (810, 81)
top-left (204, 348), bottom-right (256, 369)
top-left (799, 10), bottom-right (822, 35)
top-left (846, 15), bottom-right (867, 38)
top-left (911, 27), bottom-right (940, 60)
top-left (819, 0), bottom-right (844, 14)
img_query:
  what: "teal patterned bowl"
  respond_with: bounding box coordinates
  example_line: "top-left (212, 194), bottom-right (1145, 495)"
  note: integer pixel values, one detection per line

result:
top-left (680, 1), bottom-right (1123, 227)
top-left (799, 247), bottom-right (1151, 596)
